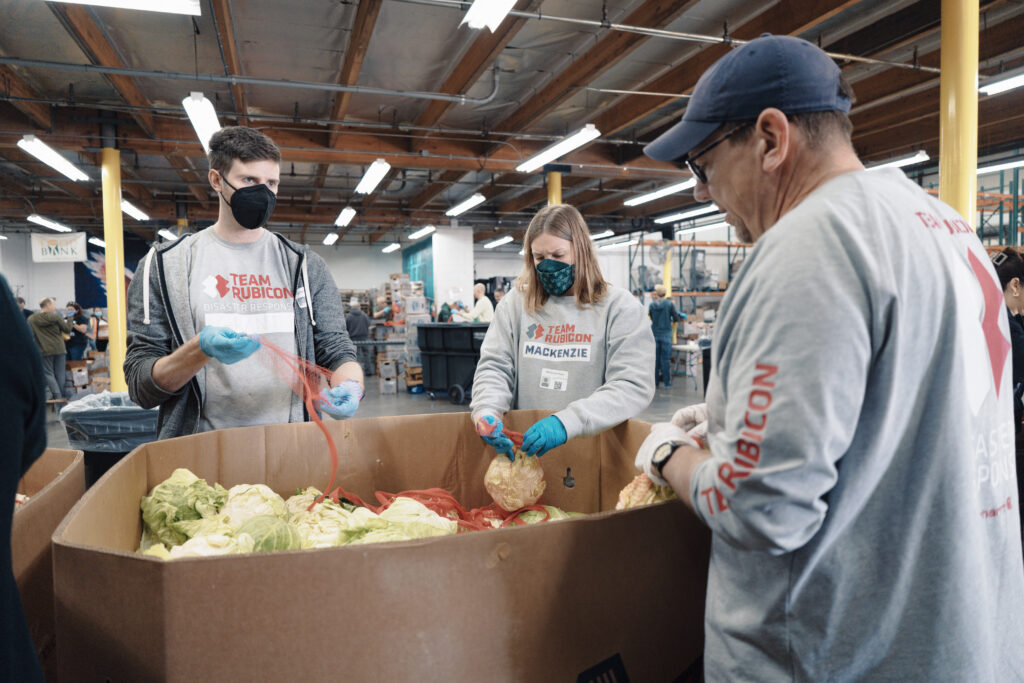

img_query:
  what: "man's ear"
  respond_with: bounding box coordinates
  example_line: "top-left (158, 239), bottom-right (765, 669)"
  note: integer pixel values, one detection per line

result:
top-left (755, 108), bottom-right (790, 174)
top-left (208, 168), bottom-right (222, 193)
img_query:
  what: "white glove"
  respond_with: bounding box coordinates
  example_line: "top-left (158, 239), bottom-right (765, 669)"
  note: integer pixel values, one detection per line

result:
top-left (635, 422), bottom-right (700, 487)
top-left (671, 403), bottom-right (707, 432)
top-left (688, 420), bottom-right (708, 445)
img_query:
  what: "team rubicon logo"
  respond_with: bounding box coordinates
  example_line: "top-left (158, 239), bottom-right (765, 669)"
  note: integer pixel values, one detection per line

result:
top-left (202, 273), bottom-right (293, 302)
top-left (527, 323), bottom-right (545, 340)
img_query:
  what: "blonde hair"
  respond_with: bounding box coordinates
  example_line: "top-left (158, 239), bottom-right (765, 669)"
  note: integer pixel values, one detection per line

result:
top-left (654, 284), bottom-right (666, 297)
top-left (515, 204), bottom-right (608, 314)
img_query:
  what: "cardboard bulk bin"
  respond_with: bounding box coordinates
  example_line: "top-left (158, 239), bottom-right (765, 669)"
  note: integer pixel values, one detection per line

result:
top-left (54, 411), bottom-right (710, 682)
top-left (14, 448), bottom-right (86, 681)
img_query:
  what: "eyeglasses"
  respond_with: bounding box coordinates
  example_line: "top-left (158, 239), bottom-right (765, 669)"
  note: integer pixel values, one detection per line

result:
top-left (680, 121), bottom-right (755, 184)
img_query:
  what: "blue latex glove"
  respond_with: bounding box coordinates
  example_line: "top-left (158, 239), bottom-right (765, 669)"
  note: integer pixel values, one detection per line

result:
top-left (475, 414), bottom-right (516, 461)
top-left (521, 416), bottom-right (567, 457)
top-left (318, 380), bottom-right (364, 419)
top-left (198, 326), bottom-right (260, 364)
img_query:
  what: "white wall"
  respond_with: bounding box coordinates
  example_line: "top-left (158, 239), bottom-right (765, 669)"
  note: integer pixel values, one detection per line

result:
top-left (0, 233), bottom-right (77, 308)
top-left (473, 252), bottom-right (522, 281)
top-left (432, 226), bottom-right (474, 304)
top-left (309, 243), bottom-right (402, 290)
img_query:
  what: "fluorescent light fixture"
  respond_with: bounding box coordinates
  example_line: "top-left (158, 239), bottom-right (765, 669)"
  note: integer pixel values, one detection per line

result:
top-left (322, 232), bottom-right (339, 246)
top-left (678, 221), bottom-right (729, 237)
top-left (623, 179), bottom-right (697, 207)
top-left (654, 203), bottom-right (719, 224)
top-left (0, 234), bottom-right (8, 240)
top-left (462, 0), bottom-right (515, 31)
top-left (516, 124), bottom-right (601, 173)
top-left (182, 92), bottom-right (220, 153)
top-left (335, 207), bottom-right (357, 227)
top-left (599, 239), bottom-right (638, 250)
top-left (88, 236), bottom-right (106, 247)
top-left (869, 150), bottom-right (929, 171)
top-left (590, 230), bottom-right (614, 240)
top-left (158, 229), bottom-right (180, 241)
top-left (17, 135), bottom-right (89, 182)
top-left (446, 193), bottom-right (486, 217)
top-left (28, 214), bottom-right (72, 233)
top-left (409, 224), bottom-right (436, 240)
top-left (979, 72), bottom-right (1024, 96)
top-left (45, 0), bottom-right (201, 15)
top-left (382, 243), bottom-right (401, 254)
top-left (120, 199), bottom-right (149, 221)
top-left (354, 158), bottom-right (391, 194)
top-left (977, 158), bottom-right (1024, 175)
top-left (485, 235), bottom-right (514, 249)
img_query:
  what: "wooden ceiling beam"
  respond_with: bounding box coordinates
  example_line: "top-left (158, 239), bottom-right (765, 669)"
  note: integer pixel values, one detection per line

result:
top-left (496, 176), bottom-right (588, 214)
top-left (327, 0), bottom-right (383, 149)
top-left (48, 3), bottom-right (155, 136)
top-left (493, 0), bottom-right (698, 135)
top-left (0, 63), bottom-right (51, 129)
top-left (592, 0), bottom-right (861, 138)
top-left (409, 169), bottom-right (465, 210)
top-left (210, 0), bottom-right (249, 125)
top-left (410, 0), bottom-right (539, 147)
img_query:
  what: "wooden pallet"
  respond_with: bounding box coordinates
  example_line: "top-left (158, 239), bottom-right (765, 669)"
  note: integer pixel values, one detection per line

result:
top-left (404, 366), bottom-right (422, 386)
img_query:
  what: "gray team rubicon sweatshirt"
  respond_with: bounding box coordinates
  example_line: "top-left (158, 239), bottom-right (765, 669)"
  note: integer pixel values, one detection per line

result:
top-left (470, 284), bottom-right (656, 440)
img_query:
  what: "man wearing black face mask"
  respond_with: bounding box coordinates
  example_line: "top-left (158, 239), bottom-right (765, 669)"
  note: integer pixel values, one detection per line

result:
top-left (125, 127), bottom-right (364, 439)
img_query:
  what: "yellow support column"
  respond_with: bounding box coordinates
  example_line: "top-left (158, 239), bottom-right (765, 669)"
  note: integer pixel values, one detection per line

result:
top-left (938, 0), bottom-right (979, 224)
top-left (547, 170), bottom-right (562, 205)
top-left (101, 146), bottom-right (128, 392)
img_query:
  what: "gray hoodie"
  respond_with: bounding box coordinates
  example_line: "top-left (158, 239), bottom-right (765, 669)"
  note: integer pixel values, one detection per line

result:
top-left (471, 284), bottom-right (655, 440)
top-left (125, 231), bottom-right (356, 440)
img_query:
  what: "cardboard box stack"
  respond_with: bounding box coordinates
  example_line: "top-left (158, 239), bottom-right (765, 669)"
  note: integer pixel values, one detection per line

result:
top-left (52, 411), bottom-right (710, 681)
top-left (14, 448), bottom-right (86, 681)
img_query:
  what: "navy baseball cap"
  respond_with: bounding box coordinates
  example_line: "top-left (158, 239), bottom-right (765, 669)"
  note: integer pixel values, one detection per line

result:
top-left (644, 34), bottom-right (851, 162)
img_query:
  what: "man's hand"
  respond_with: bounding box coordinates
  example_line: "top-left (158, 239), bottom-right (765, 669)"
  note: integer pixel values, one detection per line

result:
top-left (475, 414), bottom-right (516, 461)
top-left (635, 422), bottom-right (700, 486)
top-left (521, 416), bottom-right (568, 457)
top-left (198, 326), bottom-right (260, 365)
top-left (671, 402), bottom-right (707, 432)
top-left (318, 379), bottom-right (364, 419)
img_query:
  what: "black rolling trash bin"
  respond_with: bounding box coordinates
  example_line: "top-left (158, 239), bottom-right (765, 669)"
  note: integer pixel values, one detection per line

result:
top-left (60, 391), bottom-right (159, 486)
top-left (417, 322), bottom-right (489, 404)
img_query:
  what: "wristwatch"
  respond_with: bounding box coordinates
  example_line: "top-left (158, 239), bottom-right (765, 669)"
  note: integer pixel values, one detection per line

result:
top-left (651, 442), bottom-right (677, 479)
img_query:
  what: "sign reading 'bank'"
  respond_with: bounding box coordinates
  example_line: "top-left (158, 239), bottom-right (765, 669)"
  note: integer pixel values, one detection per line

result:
top-left (31, 232), bottom-right (87, 263)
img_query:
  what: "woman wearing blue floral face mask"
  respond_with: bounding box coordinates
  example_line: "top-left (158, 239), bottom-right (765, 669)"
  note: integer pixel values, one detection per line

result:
top-left (471, 204), bottom-right (656, 460)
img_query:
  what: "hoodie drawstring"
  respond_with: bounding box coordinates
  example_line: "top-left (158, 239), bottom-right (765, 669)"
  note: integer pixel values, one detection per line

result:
top-left (301, 254), bottom-right (316, 326)
top-left (142, 248), bottom-right (155, 325)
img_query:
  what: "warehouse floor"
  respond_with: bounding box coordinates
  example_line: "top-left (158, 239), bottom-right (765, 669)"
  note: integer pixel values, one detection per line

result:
top-left (44, 379), bottom-right (704, 450)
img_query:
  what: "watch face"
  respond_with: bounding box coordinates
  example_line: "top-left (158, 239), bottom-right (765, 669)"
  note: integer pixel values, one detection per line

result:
top-left (653, 442), bottom-right (674, 467)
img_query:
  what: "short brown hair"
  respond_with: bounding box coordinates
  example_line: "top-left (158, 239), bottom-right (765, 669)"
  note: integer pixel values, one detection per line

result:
top-left (207, 126), bottom-right (281, 177)
top-left (516, 204), bottom-right (608, 313)
top-left (39, 297), bottom-right (53, 308)
top-left (993, 247), bottom-right (1024, 291)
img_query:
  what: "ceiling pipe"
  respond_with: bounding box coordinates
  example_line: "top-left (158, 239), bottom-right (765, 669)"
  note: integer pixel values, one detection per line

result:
top-left (0, 56), bottom-right (502, 106)
top-left (393, 0), bottom-right (942, 75)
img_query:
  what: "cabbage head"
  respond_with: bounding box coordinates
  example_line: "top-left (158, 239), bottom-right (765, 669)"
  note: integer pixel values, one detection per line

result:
top-left (291, 502), bottom-right (351, 549)
top-left (484, 454), bottom-right (546, 512)
top-left (140, 468), bottom-right (228, 547)
top-left (172, 513), bottom-right (235, 540)
top-left (167, 533), bottom-right (255, 558)
top-left (220, 484), bottom-right (288, 527)
top-left (378, 497), bottom-right (459, 537)
top-left (236, 515), bottom-right (303, 552)
top-left (516, 505), bottom-right (574, 524)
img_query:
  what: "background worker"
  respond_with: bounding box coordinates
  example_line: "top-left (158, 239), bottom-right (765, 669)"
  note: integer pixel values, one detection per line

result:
top-left (16, 296), bottom-right (32, 321)
top-left (471, 203), bottom-right (655, 459)
top-left (0, 275), bottom-right (47, 682)
top-left (991, 247), bottom-right (1024, 524)
top-left (345, 296), bottom-right (373, 377)
top-left (125, 126), bottom-right (363, 439)
top-left (452, 283), bottom-right (494, 322)
top-left (648, 284), bottom-right (684, 388)
top-left (27, 297), bottom-right (71, 401)
top-left (634, 34), bottom-right (1024, 679)
top-left (64, 302), bottom-right (91, 361)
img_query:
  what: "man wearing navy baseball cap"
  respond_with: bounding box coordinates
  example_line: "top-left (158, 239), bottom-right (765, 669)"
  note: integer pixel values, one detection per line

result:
top-left (635, 34), bottom-right (1024, 681)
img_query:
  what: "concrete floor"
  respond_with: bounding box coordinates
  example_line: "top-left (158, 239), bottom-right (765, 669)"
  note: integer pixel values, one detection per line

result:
top-left (46, 373), bottom-right (705, 451)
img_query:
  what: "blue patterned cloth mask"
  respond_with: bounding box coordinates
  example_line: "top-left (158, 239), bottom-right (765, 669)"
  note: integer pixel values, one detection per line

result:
top-left (535, 258), bottom-right (575, 296)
